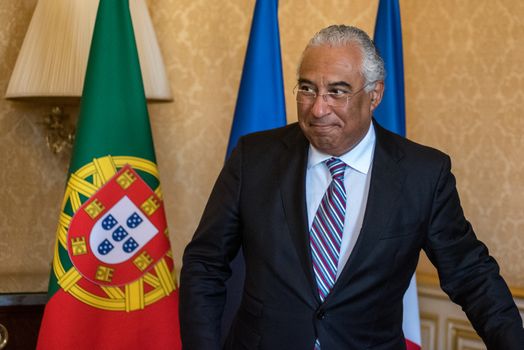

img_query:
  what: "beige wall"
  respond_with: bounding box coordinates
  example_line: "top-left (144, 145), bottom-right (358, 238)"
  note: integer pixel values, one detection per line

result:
top-left (1, 0), bottom-right (523, 294)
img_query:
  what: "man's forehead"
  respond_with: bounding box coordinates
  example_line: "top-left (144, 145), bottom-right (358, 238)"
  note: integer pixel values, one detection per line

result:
top-left (298, 77), bottom-right (352, 88)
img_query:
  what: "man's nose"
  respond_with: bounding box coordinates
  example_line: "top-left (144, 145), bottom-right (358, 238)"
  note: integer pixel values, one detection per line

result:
top-left (311, 93), bottom-right (331, 117)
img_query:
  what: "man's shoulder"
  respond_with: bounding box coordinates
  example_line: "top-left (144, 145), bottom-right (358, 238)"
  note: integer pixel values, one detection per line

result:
top-left (374, 120), bottom-right (449, 162)
top-left (241, 122), bottom-right (302, 142)
top-left (238, 122), bottom-right (306, 151)
top-left (227, 123), bottom-right (306, 171)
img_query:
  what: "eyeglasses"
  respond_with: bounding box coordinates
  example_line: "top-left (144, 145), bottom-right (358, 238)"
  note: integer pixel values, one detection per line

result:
top-left (293, 81), bottom-right (375, 108)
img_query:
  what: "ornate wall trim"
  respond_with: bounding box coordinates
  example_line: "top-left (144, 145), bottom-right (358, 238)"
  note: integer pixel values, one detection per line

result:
top-left (418, 277), bottom-right (524, 350)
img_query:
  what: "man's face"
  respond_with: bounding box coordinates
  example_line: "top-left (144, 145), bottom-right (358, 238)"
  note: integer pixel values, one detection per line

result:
top-left (297, 44), bottom-right (383, 156)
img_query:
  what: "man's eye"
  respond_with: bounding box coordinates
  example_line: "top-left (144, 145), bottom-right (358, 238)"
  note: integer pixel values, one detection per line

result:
top-left (299, 85), bottom-right (315, 93)
top-left (329, 89), bottom-right (348, 96)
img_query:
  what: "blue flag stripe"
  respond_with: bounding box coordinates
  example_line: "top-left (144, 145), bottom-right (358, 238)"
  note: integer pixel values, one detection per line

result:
top-left (373, 0), bottom-right (406, 137)
top-left (221, 0), bottom-right (286, 344)
top-left (225, 0), bottom-right (286, 157)
top-left (374, 1), bottom-right (421, 347)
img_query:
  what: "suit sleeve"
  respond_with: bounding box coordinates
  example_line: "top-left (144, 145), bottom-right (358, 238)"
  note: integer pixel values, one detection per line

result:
top-left (423, 155), bottom-right (524, 349)
top-left (179, 142), bottom-right (244, 350)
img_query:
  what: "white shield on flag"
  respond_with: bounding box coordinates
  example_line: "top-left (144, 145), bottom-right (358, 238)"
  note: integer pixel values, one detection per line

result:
top-left (68, 164), bottom-right (171, 286)
top-left (90, 195), bottom-right (158, 264)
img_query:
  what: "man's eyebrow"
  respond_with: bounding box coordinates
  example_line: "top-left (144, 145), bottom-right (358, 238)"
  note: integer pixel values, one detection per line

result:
top-left (327, 81), bottom-right (352, 89)
top-left (297, 78), bottom-right (314, 85)
top-left (297, 79), bottom-right (353, 89)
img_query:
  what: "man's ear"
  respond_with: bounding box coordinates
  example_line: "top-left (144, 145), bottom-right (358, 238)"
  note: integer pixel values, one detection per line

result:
top-left (369, 80), bottom-right (384, 112)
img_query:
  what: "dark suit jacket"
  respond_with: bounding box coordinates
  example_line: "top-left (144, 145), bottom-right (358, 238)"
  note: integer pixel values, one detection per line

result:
top-left (179, 121), bottom-right (524, 350)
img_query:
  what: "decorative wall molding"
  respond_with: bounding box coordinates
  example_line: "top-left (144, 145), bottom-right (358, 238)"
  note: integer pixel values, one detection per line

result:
top-left (446, 318), bottom-right (484, 350)
top-left (418, 280), bottom-right (523, 350)
top-left (420, 312), bottom-right (438, 350)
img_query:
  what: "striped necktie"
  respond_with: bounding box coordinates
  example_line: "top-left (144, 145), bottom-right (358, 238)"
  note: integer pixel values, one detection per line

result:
top-left (310, 158), bottom-right (347, 350)
top-left (310, 157), bottom-right (347, 301)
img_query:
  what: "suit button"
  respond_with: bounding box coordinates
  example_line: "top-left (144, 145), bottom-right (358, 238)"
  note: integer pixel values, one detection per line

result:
top-left (316, 310), bottom-right (326, 320)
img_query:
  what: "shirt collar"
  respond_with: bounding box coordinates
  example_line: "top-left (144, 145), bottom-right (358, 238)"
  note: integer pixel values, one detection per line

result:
top-left (307, 122), bottom-right (376, 174)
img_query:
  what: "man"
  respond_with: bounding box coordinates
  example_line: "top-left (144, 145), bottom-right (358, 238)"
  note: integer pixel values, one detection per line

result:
top-left (179, 25), bottom-right (524, 349)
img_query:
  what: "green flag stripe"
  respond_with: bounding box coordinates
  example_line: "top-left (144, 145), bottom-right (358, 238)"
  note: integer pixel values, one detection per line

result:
top-left (48, 0), bottom-right (160, 299)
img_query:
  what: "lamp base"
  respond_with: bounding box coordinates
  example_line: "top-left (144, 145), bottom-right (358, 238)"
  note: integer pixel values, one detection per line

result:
top-left (43, 106), bottom-right (75, 154)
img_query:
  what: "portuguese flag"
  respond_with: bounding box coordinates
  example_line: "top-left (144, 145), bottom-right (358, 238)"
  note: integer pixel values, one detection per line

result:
top-left (36, 0), bottom-right (181, 348)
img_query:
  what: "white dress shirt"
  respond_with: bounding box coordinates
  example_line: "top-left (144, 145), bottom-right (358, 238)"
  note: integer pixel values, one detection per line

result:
top-left (305, 123), bottom-right (376, 279)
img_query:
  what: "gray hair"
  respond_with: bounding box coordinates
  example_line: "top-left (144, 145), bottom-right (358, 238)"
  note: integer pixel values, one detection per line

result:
top-left (300, 25), bottom-right (385, 92)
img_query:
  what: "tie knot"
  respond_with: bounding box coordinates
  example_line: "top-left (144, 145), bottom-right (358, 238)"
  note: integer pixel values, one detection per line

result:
top-left (325, 157), bottom-right (346, 180)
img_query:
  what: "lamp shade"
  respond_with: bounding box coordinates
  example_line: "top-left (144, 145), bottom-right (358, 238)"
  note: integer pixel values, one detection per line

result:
top-left (5, 0), bottom-right (172, 103)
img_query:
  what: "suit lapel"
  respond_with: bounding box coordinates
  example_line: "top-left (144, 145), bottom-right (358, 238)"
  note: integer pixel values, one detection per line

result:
top-left (330, 121), bottom-right (406, 296)
top-left (277, 125), bottom-right (320, 301)
top-left (277, 122), bottom-right (407, 302)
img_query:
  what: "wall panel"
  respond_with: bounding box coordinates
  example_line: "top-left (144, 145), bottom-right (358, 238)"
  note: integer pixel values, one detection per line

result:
top-left (1, 2), bottom-right (523, 303)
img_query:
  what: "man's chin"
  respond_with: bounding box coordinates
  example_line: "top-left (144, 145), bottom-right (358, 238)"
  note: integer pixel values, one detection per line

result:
top-left (309, 136), bottom-right (338, 153)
